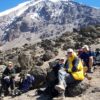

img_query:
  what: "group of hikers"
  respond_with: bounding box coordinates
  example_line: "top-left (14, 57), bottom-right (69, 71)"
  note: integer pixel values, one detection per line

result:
top-left (0, 61), bottom-right (35, 98)
top-left (0, 44), bottom-right (100, 100)
top-left (53, 45), bottom-right (94, 100)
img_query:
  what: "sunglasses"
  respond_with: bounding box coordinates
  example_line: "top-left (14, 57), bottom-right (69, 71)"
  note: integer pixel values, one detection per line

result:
top-left (67, 52), bottom-right (72, 54)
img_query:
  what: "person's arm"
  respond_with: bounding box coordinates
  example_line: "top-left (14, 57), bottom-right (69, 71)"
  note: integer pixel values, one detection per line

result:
top-left (10, 68), bottom-right (16, 79)
top-left (89, 56), bottom-right (93, 68)
top-left (72, 57), bottom-right (79, 72)
top-left (88, 51), bottom-right (94, 68)
top-left (64, 60), bottom-right (69, 70)
top-left (2, 68), bottom-right (10, 79)
top-left (3, 68), bottom-right (8, 77)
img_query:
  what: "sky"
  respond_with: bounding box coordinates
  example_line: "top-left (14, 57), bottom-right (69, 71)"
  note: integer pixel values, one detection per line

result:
top-left (0, 0), bottom-right (100, 12)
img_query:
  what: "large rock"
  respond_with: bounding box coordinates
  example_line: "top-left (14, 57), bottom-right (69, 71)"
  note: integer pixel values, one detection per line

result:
top-left (34, 56), bottom-right (44, 66)
top-left (41, 39), bottom-right (55, 51)
top-left (42, 50), bottom-right (55, 61)
top-left (65, 81), bottom-right (89, 97)
top-left (46, 65), bottom-right (89, 97)
top-left (18, 52), bottom-right (33, 70)
top-left (63, 41), bottom-right (75, 50)
top-left (29, 66), bottom-right (47, 88)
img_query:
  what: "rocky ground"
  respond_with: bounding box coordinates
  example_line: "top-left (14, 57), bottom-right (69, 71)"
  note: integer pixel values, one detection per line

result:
top-left (3, 45), bottom-right (100, 100)
top-left (3, 65), bottom-right (100, 100)
top-left (0, 25), bottom-right (100, 100)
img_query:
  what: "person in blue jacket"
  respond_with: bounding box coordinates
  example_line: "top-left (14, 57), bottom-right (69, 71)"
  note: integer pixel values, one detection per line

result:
top-left (80, 45), bottom-right (94, 73)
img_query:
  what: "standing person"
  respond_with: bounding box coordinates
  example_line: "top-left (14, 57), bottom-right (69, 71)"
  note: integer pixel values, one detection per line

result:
top-left (80, 45), bottom-right (94, 73)
top-left (54, 49), bottom-right (85, 100)
top-left (2, 61), bottom-right (16, 96)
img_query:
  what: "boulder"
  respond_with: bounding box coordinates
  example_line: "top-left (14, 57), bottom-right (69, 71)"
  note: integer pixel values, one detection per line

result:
top-left (65, 81), bottom-right (89, 97)
top-left (18, 52), bottom-right (33, 70)
top-left (41, 39), bottom-right (55, 51)
top-left (34, 56), bottom-right (44, 66)
top-left (42, 50), bottom-right (55, 61)
top-left (63, 42), bottom-right (75, 50)
top-left (29, 66), bottom-right (47, 88)
top-left (46, 66), bottom-right (89, 97)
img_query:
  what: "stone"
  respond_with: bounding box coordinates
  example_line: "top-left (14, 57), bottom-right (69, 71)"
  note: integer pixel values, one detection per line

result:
top-left (18, 52), bottom-right (33, 70)
top-left (65, 81), bottom-right (89, 97)
top-left (29, 66), bottom-right (47, 88)
top-left (42, 50), bottom-right (55, 61)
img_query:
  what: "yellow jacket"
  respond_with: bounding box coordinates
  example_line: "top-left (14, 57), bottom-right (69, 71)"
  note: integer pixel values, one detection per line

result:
top-left (67, 52), bottom-right (84, 80)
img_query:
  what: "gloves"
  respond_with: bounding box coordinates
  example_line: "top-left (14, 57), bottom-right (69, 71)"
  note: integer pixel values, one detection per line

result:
top-left (67, 68), bottom-right (72, 73)
top-left (26, 74), bottom-right (31, 77)
top-left (11, 74), bottom-right (16, 79)
top-left (4, 76), bottom-right (10, 79)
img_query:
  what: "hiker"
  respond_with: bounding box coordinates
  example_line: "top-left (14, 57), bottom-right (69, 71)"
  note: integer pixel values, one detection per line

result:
top-left (18, 71), bottom-right (35, 93)
top-left (1, 61), bottom-right (16, 96)
top-left (80, 45), bottom-right (94, 73)
top-left (94, 48), bottom-right (100, 66)
top-left (39, 58), bottom-right (66, 98)
top-left (54, 49), bottom-right (85, 100)
top-left (52, 58), bottom-right (65, 78)
top-left (77, 48), bottom-right (83, 57)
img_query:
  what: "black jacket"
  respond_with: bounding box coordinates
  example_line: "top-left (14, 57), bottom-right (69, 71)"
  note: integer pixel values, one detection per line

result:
top-left (3, 67), bottom-right (16, 78)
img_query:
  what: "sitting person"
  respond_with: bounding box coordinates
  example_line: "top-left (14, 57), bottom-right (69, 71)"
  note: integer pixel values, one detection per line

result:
top-left (54, 49), bottom-right (85, 100)
top-left (94, 48), bottom-right (100, 65)
top-left (53, 58), bottom-right (65, 78)
top-left (2, 61), bottom-right (16, 96)
top-left (79, 45), bottom-right (94, 73)
top-left (18, 71), bottom-right (35, 93)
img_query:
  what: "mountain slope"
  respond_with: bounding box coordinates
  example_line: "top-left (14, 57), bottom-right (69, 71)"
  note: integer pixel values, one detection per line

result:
top-left (0, 0), bottom-right (100, 48)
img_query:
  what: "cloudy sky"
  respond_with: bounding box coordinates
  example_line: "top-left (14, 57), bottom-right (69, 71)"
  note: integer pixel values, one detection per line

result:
top-left (0, 0), bottom-right (100, 12)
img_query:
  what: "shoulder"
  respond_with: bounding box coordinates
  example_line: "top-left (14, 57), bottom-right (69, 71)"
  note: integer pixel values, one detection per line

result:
top-left (73, 57), bottom-right (79, 62)
top-left (80, 52), bottom-right (85, 58)
top-left (88, 51), bottom-right (94, 56)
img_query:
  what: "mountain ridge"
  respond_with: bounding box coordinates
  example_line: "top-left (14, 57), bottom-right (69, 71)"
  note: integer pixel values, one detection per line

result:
top-left (0, 0), bottom-right (100, 49)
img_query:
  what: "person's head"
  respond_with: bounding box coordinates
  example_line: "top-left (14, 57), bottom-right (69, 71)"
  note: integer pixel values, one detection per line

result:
top-left (67, 48), bottom-right (74, 57)
top-left (82, 45), bottom-right (89, 53)
top-left (59, 58), bottom-right (64, 64)
top-left (8, 61), bottom-right (14, 69)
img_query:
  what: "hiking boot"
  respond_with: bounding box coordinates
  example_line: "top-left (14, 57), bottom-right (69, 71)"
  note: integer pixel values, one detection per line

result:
top-left (88, 68), bottom-right (94, 73)
top-left (1, 93), bottom-right (4, 98)
top-left (53, 93), bottom-right (65, 100)
top-left (11, 90), bottom-right (16, 97)
top-left (86, 74), bottom-right (92, 80)
top-left (55, 85), bottom-right (65, 92)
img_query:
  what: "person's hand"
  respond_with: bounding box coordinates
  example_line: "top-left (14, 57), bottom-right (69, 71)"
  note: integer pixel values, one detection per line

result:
top-left (67, 68), bottom-right (72, 73)
top-left (11, 74), bottom-right (16, 79)
top-left (14, 74), bottom-right (21, 82)
top-left (4, 76), bottom-right (10, 79)
top-left (26, 74), bottom-right (31, 77)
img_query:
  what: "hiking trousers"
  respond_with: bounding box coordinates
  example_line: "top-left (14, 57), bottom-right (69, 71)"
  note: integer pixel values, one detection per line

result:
top-left (58, 68), bottom-right (75, 89)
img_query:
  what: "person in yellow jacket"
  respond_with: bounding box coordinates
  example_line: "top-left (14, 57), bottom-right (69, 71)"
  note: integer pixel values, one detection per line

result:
top-left (54, 48), bottom-right (85, 100)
